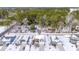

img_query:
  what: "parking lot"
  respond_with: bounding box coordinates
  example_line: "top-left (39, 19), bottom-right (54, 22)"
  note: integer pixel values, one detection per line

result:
top-left (0, 33), bottom-right (79, 51)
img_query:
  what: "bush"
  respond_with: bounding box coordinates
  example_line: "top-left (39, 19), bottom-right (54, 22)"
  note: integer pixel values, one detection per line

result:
top-left (30, 24), bottom-right (35, 32)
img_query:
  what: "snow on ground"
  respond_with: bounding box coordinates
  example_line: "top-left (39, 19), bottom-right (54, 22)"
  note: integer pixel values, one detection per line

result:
top-left (49, 45), bottom-right (59, 51)
top-left (25, 45), bottom-right (29, 51)
top-left (1, 32), bottom-right (78, 51)
top-left (5, 44), bottom-right (17, 51)
top-left (31, 45), bottom-right (39, 51)
top-left (0, 26), bottom-right (7, 33)
top-left (0, 46), bottom-right (3, 50)
top-left (58, 36), bottom-right (76, 51)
